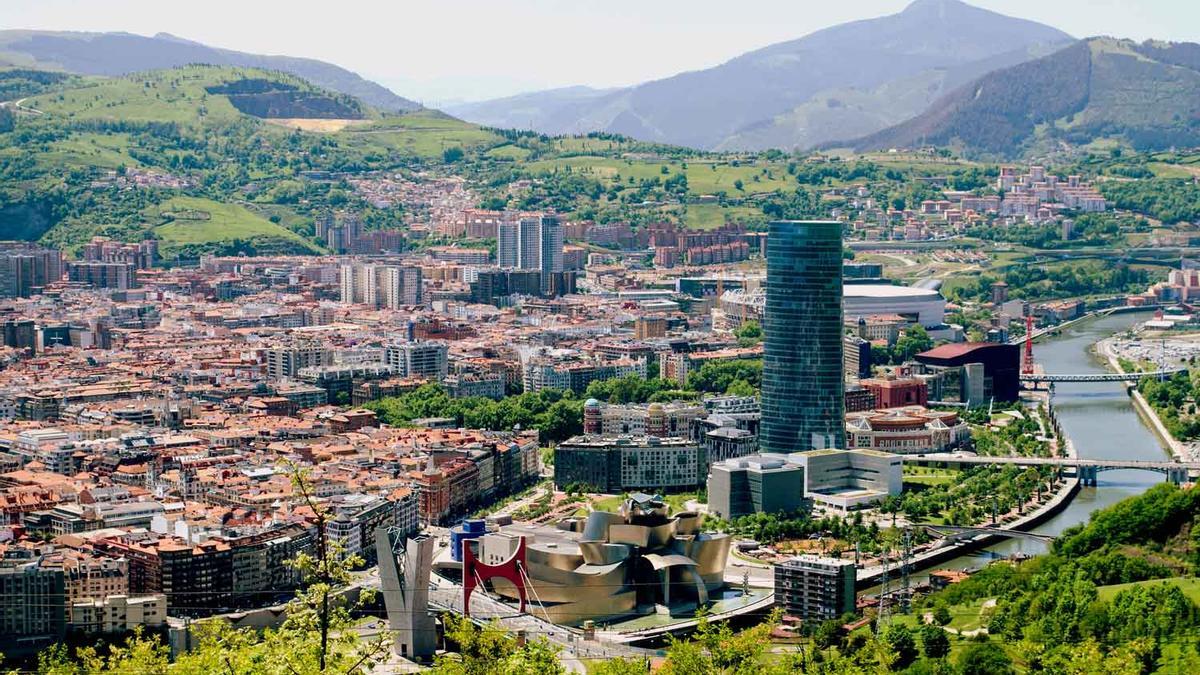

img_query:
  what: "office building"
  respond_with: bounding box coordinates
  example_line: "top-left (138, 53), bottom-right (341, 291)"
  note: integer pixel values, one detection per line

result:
top-left (538, 215), bottom-right (563, 294)
top-left (760, 221), bottom-right (845, 454)
top-left (914, 342), bottom-right (1021, 404)
top-left (774, 555), bottom-right (856, 622)
top-left (707, 454), bottom-right (807, 520)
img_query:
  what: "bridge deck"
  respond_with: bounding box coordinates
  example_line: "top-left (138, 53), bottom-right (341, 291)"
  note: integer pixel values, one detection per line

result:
top-left (907, 453), bottom-right (1200, 471)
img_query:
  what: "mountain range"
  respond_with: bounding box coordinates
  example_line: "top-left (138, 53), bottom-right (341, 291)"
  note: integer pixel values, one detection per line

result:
top-left (841, 37), bottom-right (1200, 155)
top-left (447, 0), bottom-right (1073, 151)
top-left (0, 29), bottom-right (421, 113)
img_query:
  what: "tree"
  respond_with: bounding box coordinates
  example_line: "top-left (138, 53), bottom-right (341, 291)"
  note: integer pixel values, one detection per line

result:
top-left (957, 641), bottom-right (1014, 675)
top-left (921, 624), bottom-right (951, 659)
top-left (814, 618), bottom-right (846, 649)
top-left (894, 325), bottom-right (933, 362)
top-left (281, 461), bottom-right (390, 673)
top-left (436, 614), bottom-right (564, 674)
top-left (932, 604), bottom-right (952, 627)
top-left (882, 623), bottom-right (918, 669)
top-left (443, 146), bottom-right (465, 163)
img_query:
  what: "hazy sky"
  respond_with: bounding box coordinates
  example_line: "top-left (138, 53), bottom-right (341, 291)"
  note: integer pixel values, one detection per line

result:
top-left (2, 0), bottom-right (1196, 104)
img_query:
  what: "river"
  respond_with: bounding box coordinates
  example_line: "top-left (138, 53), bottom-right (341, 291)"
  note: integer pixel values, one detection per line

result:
top-left (918, 310), bottom-right (1168, 572)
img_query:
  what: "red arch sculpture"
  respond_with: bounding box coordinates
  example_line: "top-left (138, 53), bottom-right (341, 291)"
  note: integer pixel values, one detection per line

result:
top-left (462, 536), bottom-right (528, 617)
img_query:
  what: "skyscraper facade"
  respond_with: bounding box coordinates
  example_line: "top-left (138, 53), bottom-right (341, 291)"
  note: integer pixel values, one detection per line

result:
top-left (538, 215), bottom-right (563, 294)
top-left (759, 220), bottom-right (845, 453)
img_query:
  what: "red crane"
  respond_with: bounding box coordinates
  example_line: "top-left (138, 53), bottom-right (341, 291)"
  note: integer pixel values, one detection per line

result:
top-left (1022, 314), bottom-right (1035, 375)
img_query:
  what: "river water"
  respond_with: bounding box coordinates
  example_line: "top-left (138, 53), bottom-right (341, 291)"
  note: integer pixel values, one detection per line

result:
top-left (922, 311), bottom-right (1168, 569)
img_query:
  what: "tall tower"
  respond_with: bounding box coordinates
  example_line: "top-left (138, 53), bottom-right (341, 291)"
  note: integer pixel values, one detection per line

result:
top-left (760, 220), bottom-right (845, 454)
top-left (538, 215), bottom-right (563, 294)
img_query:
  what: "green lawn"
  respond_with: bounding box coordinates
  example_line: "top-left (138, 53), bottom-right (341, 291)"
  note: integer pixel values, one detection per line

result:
top-left (1096, 577), bottom-right (1200, 604)
top-left (523, 156), bottom-right (796, 195)
top-left (25, 66), bottom-right (246, 124)
top-left (339, 111), bottom-right (502, 158)
top-left (684, 204), bottom-right (764, 229)
top-left (148, 196), bottom-right (319, 252)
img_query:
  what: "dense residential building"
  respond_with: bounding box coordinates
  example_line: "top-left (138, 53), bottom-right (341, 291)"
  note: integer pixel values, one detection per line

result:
top-left (774, 555), bottom-right (857, 621)
top-left (94, 536), bottom-right (234, 617)
top-left (265, 344), bottom-right (332, 380)
top-left (67, 261), bottom-right (137, 290)
top-left (0, 243), bottom-right (63, 298)
top-left (0, 552), bottom-right (66, 654)
top-left (523, 356), bottom-right (647, 394)
top-left (385, 341), bottom-right (449, 381)
top-left (760, 221), bottom-right (845, 454)
top-left (582, 399), bottom-right (705, 437)
top-left (339, 263), bottom-right (423, 308)
top-left (553, 435), bottom-right (704, 493)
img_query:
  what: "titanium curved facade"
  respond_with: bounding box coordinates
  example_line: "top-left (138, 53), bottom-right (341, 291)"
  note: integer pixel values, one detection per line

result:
top-left (760, 220), bottom-right (845, 453)
top-left (480, 495), bottom-right (730, 625)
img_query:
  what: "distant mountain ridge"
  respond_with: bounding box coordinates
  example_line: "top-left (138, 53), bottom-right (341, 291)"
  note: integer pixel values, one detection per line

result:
top-left (449, 0), bottom-right (1072, 150)
top-left (841, 37), bottom-right (1200, 156)
top-left (0, 30), bottom-right (421, 113)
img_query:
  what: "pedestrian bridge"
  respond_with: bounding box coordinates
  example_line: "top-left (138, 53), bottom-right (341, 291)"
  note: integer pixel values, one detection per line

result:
top-left (1020, 368), bottom-right (1185, 384)
top-left (918, 524), bottom-right (1056, 544)
top-left (907, 454), bottom-right (1200, 486)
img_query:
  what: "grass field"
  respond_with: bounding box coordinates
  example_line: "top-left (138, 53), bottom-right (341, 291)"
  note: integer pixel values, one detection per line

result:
top-left (38, 132), bottom-right (143, 169)
top-left (1096, 577), bottom-right (1200, 603)
top-left (339, 111), bottom-right (502, 159)
top-left (523, 156), bottom-right (796, 195)
top-left (683, 204), bottom-right (764, 229)
top-left (148, 196), bottom-right (319, 251)
top-left (24, 67), bottom-right (246, 124)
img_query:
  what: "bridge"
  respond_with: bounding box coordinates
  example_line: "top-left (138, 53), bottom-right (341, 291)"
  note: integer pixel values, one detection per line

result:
top-left (918, 524), bottom-right (1056, 544)
top-left (906, 453), bottom-right (1200, 486)
top-left (1020, 368), bottom-right (1185, 384)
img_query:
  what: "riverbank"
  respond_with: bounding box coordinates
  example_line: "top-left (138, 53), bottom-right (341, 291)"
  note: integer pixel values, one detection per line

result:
top-left (1096, 337), bottom-right (1194, 462)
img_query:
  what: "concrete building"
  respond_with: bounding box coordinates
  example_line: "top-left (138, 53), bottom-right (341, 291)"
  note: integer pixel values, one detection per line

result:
top-left (774, 555), bottom-right (856, 622)
top-left (67, 261), bottom-right (136, 290)
top-left (554, 435), bottom-right (704, 493)
top-left (340, 263), bottom-right (423, 308)
top-left (70, 594), bottom-right (166, 633)
top-left (385, 341), bottom-right (449, 381)
top-left (790, 449), bottom-right (902, 511)
top-left (707, 454), bottom-right (806, 519)
top-left (760, 221), bottom-right (845, 454)
top-left (265, 344), bottom-right (332, 380)
top-left (0, 243), bottom-right (63, 298)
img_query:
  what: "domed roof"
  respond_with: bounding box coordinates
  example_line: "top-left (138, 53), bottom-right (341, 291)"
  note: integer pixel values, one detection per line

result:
top-left (585, 398), bottom-right (601, 407)
top-left (647, 402), bottom-right (665, 412)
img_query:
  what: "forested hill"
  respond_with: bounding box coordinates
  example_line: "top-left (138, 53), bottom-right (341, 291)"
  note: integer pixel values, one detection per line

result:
top-left (843, 37), bottom-right (1200, 157)
top-left (911, 482), bottom-right (1200, 672)
top-left (0, 30), bottom-right (421, 113)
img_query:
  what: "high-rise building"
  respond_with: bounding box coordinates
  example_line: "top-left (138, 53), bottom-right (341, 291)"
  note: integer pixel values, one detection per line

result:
top-left (67, 261), bottom-right (137, 290)
top-left (0, 244), bottom-right (63, 298)
top-left (760, 220), bottom-right (845, 453)
top-left (340, 264), bottom-right (422, 308)
top-left (538, 215), bottom-right (563, 294)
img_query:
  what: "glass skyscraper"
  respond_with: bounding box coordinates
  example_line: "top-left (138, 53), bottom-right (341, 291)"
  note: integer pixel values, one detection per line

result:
top-left (759, 220), bottom-right (845, 453)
